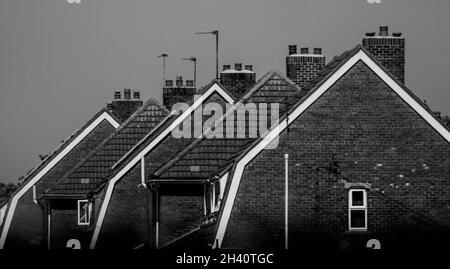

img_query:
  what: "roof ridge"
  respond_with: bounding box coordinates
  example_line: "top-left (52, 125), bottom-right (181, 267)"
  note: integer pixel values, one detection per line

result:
top-left (109, 81), bottom-right (233, 172)
top-left (153, 70), bottom-right (292, 178)
top-left (44, 99), bottom-right (168, 195)
top-left (10, 108), bottom-right (115, 197)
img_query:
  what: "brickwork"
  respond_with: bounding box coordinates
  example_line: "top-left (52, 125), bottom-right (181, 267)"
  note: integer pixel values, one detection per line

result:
top-left (286, 52), bottom-right (325, 89)
top-left (5, 119), bottom-right (116, 248)
top-left (362, 28), bottom-right (405, 84)
top-left (223, 61), bottom-right (450, 249)
top-left (96, 93), bottom-right (229, 248)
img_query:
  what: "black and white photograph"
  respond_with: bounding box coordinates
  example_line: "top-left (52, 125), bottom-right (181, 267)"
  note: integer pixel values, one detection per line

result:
top-left (0, 0), bottom-right (450, 260)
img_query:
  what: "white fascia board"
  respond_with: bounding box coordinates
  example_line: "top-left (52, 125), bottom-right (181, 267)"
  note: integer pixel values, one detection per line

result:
top-left (0, 111), bottom-right (119, 249)
top-left (89, 83), bottom-right (234, 249)
top-left (212, 50), bottom-right (450, 248)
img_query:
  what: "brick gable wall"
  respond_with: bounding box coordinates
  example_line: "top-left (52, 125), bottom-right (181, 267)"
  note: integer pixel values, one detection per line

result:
top-left (5, 119), bottom-right (116, 249)
top-left (96, 93), bottom-right (230, 248)
top-left (222, 61), bottom-right (450, 249)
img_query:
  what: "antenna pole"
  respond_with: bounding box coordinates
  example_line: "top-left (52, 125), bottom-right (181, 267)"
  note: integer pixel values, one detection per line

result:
top-left (182, 57), bottom-right (197, 88)
top-left (194, 59), bottom-right (197, 87)
top-left (215, 31), bottom-right (219, 79)
top-left (158, 53), bottom-right (169, 87)
top-left (196, 30), bottom-right (219, 80)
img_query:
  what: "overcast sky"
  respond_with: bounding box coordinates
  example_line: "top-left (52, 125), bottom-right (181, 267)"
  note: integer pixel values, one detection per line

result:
top-left (0, 0), bottom-right (449, 183)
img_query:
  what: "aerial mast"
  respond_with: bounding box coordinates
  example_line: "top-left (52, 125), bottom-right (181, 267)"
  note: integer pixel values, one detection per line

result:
top-left (196, 30), bottom-right (219, 79)
top-left (157, 53), bottom-right (169, 85)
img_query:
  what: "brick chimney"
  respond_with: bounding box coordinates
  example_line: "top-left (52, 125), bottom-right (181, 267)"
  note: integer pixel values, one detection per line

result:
top-left (362, 26), bottom-right (405, 83)
top-left (220, 63), bottom-right (256, 99)
top-left (107, 89), bottom-right (144, 122)
top-left (163, 76), bottom-right (196, 110)
top-left (286, 46), bottom-right (326, 89)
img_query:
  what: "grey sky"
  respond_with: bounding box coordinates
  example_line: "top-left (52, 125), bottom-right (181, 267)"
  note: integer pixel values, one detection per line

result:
top-left (1, 0), bottom-right (449, 183)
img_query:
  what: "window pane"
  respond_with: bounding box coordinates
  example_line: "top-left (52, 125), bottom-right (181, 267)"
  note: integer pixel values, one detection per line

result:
top-left (350, 210), bottom-right (366, 229)
top-left (352, 191), bottom-right (364, 207)
top-left (79, 201), bottom-right (89, 224)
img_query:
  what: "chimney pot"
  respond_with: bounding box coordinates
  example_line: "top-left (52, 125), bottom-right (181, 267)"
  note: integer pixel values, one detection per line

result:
top-left (288, 45), bottom-right (297, 55)
top-left (366, 32), bottom-right (376, 37)
top-left (235, 63), bottom-right (242, 71)
top-left (133, 91), bottom-right (140, 100)
top-left (300, 47), bottom-right (309, 54)
top-left (223, 65), bottom-right (231, 71)
top-left (245, 65), bottom-right (253, 71)
top-left (114, 91), bottom-right (121, 100)
top-left (313, 48), bottom-right (322, 55)
top-left (393, 32), bottom-right (402, 37)
top-left (124, 89), bottom-right (131, 100)
top-left (186, 80), bottom-right (194, 87)
top-left (165, 80), bottom-right (173, 87)
top-left (379, 26), bottom-right (389, 36)
top-left (176, 77), bottom-right (183, 87)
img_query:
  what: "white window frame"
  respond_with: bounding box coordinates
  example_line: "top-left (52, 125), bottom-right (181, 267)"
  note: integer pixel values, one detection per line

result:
top-left (77, 200), bottom-right (92, 226)
top-left (348, 189), bottom-right (367, 231)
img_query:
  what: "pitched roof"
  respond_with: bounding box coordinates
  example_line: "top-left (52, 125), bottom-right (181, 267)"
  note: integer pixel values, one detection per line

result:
top-left (4, 108), bottom-right (120, 200)
top-left (109, 81), bottom-right (233, 173)
top-left (44, 99), bottom-right (168, 196)
top-left (152, 70), bottom-right (301, 181)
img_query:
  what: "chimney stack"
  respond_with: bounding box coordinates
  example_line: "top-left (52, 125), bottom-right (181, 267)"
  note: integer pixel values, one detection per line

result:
top-left (286, 46), bottom-right (326, 89)
top-left (362, 26), bottom-right (405, 83)
top-left (163, 76), bottom-right (196, 110)
top-left (220, 62), bottom-right (256, 99)
top-left (107, 89), bottom-right (143, 122)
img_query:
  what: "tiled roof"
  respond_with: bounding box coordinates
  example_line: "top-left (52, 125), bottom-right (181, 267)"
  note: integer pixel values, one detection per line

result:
top-left (152, 70), bottom-right (301, 181)
top-left (44, 99), bottom-right (168, 196)
top-left (5, 108), bottom-right (120, 200)
top-left (109, 80), bottom-right (228, 173)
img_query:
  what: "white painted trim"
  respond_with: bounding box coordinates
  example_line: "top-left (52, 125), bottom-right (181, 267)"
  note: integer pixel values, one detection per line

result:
top-left (32, 185), bottom-right (37, 205)
top-left (0, 111), bottom-right (119, 249)
top-left (89, 83), bottom-right (234, 249)
top-left (77, 200), bottom-right (92, 226)
top-left (47, 208), bottom-right (51, 250)
top-left (213, 49), bottom-right (450, 248)
top-left (215, 173), bottom-right (228, 212)
top-left (0, 205), bottom-right (6, 226)
top-left (348, 189), bottom-right (368, 231)
top-left (284, 154), bottom-right (289, 250)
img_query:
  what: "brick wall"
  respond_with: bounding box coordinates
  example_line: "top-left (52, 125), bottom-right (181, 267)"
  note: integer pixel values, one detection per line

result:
top-left (159, 185), bottom-right (204, 246)
top-left (96, 93), bottom-right (229, 248)
top-left (363, 37), bottom-right (405, 84)
top-left (96, 162), bottom-right (150, 249)
top-left (286, 55), bottom-right (325, 89)
top-left (50, 199), bottom-right (92, 249)
top-left (222, 61), bottom-right (450, 249)
top-left (220, 72), bottom-right (256, 99)
top-left (5, 119), bottom-right (116, 249)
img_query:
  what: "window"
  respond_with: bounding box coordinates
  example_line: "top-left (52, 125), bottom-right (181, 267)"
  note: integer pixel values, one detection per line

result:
top-left (77, 200), bottom-right (92, 226)
top-left (348, 189), bottom-right (367, 231)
